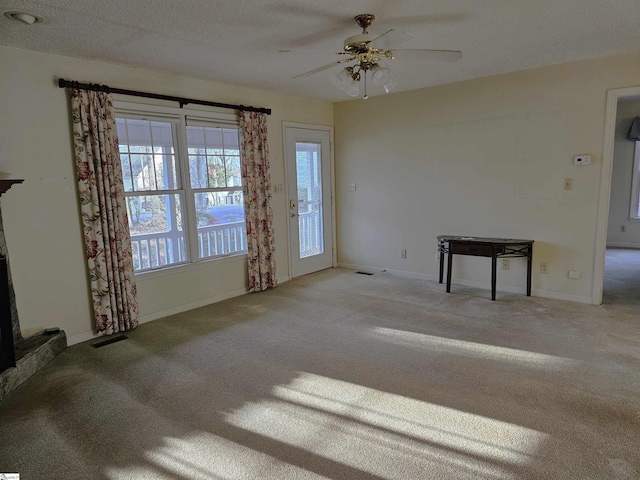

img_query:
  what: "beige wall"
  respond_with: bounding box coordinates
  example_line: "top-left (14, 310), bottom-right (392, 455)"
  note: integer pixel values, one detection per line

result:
top-left (3, 44), bottom-right (640, 341)
top-left (334, 51), bottom-right (640, 303)
top-left (0, 45), bottom-right (333, 342)
top-left (607, 98), bottom-right (640, 246)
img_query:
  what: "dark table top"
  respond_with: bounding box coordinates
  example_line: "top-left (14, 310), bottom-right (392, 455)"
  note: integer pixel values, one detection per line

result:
top-left (437, 235), bottom-right (534, 245)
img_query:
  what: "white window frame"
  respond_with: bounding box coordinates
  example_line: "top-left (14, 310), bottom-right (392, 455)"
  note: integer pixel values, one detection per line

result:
top-left (114, 99), bottom-right (247, 274)
top-left (629, 141), bottom-right (640, 221)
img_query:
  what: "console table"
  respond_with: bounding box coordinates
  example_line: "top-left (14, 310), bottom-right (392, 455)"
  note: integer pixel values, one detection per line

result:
top-left (437, 235), bottom-right (534, 301)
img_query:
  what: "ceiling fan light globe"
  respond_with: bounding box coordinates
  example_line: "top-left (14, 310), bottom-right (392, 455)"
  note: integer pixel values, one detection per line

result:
top-left (345, 80), bottom-right (360, 97)
top-left (382, 69), bottom-right (398, 93)
top-left (371, 65), bottom-right (392, 86)
top-left (330, 68), bottom-right (351, 91)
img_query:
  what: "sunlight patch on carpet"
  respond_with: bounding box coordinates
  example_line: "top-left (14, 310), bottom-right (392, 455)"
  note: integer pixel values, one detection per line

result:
top-left (106, 433), bottom-right (330, 480)
top-left (370, 327), bottom-right (580, 369)
top-left (224, 372), bottom-right (548, 478)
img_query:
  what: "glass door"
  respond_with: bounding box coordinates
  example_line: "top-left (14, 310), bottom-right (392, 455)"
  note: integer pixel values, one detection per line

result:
top-left (285, 126), bottom-right (333, 277)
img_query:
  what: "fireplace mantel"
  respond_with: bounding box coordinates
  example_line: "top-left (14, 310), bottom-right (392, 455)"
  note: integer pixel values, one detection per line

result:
top-left (0, 180), bottom-right (22, 375)
top-left (0, 180), bottom-right (24, 196)
top-left (0, 177), bottom-right (66, 401)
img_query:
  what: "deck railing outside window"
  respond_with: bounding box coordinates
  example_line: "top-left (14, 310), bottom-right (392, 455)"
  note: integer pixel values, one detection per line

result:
top-left (131, 221), bottom-right (246, 271)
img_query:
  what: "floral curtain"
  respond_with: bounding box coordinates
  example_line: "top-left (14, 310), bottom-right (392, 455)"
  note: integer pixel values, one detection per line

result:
top-left (239, 111), bottom-right (277, 292)
top-left (71, 88), bottom-right (138, 334)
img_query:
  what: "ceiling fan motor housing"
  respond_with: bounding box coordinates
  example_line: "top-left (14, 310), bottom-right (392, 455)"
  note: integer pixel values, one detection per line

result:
top-left (344, 34), bottom-right (375, 53)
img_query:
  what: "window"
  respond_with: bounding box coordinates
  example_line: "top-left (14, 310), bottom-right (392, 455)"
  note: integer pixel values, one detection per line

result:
top-left (115, 105), bottom-right (247, 273)
top-left (630, 142), bottom-right (640, 221)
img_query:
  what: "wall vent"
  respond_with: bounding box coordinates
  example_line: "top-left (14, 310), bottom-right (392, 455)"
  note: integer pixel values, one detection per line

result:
top-left (91, 335), bottom-right (128, 349)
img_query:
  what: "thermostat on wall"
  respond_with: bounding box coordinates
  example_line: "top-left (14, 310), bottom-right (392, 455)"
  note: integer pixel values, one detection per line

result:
top-left (574, 154), bottom-right (591, 166)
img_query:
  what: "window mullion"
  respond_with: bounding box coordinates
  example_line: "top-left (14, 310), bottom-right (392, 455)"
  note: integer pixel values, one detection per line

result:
top-left (124, 189), bottom-right (182, 197)
top-left (124, 120), bottom-right (134, 190)
top-left (176, 114), bottom-right (200, 262)
top-left (148, 122), bottom-right (159, 190)
top-left (191, 186), bottom-right (244, 193)
top-left (221, 129), bottom-right (228, 188)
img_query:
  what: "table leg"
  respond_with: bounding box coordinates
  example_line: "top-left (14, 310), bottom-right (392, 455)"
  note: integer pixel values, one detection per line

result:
top-left (446, 250), bottom-right (453, 293)
top-left (526, 247), bottom-right (532, 296)
top-left (439, 250), bottom-right (445, 284)
top-left (491, 250), bottom-right (497, 301)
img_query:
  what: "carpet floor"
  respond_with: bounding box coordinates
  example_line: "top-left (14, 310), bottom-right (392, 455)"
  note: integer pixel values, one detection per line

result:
top-left (0, 266), bottom-right (638, 479)
top-left (604, 247), bottom-right (640, 306)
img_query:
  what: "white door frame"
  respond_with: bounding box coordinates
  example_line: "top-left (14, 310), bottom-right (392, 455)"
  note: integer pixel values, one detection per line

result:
top-left (593, 85), bottom-right (640, 304)
top-left (282, 121), bottom-right (337, 279)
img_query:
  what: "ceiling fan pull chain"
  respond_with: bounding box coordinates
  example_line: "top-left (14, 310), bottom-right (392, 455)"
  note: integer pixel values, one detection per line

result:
top-left (363, 71), bottom-right (368, 100)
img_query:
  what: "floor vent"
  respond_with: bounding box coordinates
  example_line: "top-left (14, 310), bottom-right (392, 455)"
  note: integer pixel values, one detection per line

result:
top-left (356, 271), bottom-right (374, 275)
top-left (91, 335), bottom-right (128, 349)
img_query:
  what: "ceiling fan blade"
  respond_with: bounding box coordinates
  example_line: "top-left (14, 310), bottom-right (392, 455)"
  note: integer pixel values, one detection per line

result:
top-left (391, 49), bottom-right (462, 62)
top-left (280, 49), bottom-right (352, 56)
top-left (294, 58), bottom-right (354, 79)
top-left (369, 29), bottom-right (414, 50)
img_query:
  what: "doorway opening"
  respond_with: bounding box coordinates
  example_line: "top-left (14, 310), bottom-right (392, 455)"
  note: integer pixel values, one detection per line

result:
top-left (595, 87), bottom-right (640, 304)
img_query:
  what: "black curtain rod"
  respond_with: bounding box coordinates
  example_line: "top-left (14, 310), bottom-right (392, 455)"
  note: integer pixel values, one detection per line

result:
top-left (57, 78), bottom-right (271, 115)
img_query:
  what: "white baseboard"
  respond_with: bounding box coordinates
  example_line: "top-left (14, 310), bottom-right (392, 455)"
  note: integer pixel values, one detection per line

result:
top-left (338, 263), bottom-right (435, 280)
top-left (138, 286), bottom-right (249, 325)
top-left (67, 331), bottom-right (99, 346)
top-left (606, 242), bottom-right (640, 249)
top-left (337, 263), bottom-right (593, 304)
top-left (68, 286), bottom-right (250, 346)
top-left (530, 289), bottom-right (592, 304)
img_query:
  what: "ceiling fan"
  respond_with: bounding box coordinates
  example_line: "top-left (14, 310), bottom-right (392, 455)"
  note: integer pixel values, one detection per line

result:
top-left (290, 14), bottom-right (462, 99)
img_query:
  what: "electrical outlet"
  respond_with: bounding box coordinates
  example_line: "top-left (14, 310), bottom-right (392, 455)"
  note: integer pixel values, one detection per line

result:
top-left (435, 252), bottom-right (440, 262)
top-left (401, 248), bottom-right (407, 259)
top-left (349, 182), bottom-right (356, 191)
top-left (502, 259), bottom-right (510, 270)
top-left (540, 263), bottom-right (548, 274)
top-left (621, 225), bottom-right (626, 233)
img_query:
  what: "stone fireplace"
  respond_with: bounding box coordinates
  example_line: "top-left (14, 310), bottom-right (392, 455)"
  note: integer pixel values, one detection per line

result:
top-left (0, 179), bottom-right (67, 401)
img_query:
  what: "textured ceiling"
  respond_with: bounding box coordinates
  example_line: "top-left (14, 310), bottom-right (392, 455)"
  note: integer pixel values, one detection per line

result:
top-left (1, 0), bottom-right (640, 102)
